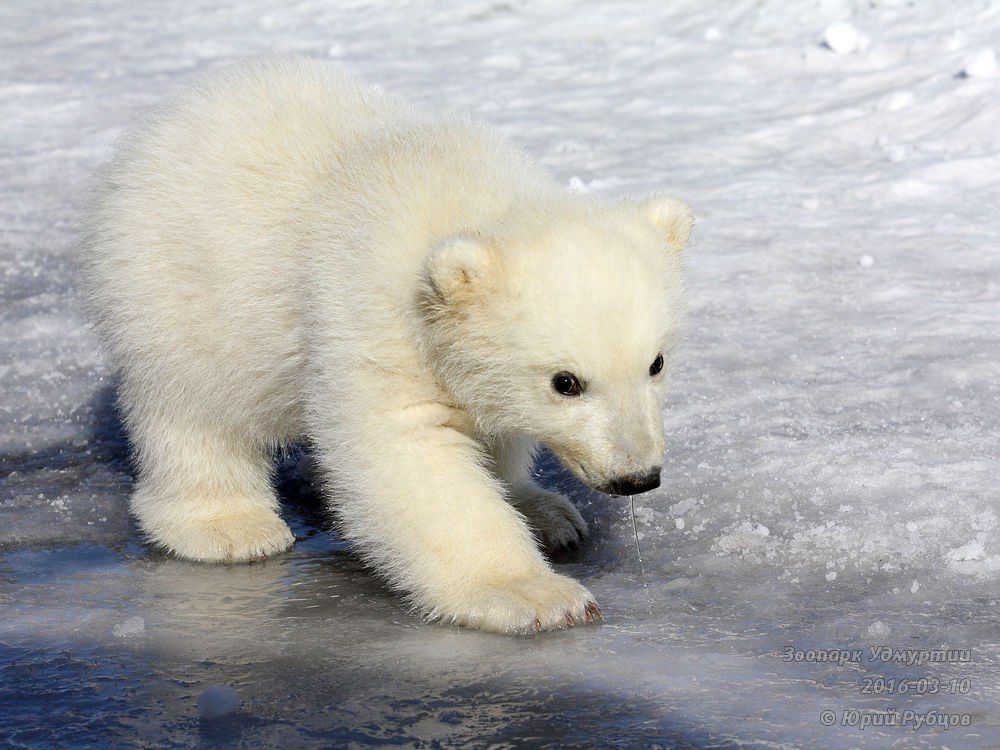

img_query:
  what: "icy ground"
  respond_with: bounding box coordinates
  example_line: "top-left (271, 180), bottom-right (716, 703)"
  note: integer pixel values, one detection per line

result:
top-left (2, 0), bottom-right (999, 747)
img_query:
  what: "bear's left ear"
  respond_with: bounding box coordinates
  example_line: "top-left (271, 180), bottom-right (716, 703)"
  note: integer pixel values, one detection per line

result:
top-left (424, 234), bottom-right (493, 302)
top-left (637, 195), bottom-right (694, 251)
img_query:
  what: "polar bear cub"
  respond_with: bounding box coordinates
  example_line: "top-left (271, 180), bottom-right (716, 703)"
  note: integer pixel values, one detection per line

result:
top-left (82, 58), bottom-right (693, 634)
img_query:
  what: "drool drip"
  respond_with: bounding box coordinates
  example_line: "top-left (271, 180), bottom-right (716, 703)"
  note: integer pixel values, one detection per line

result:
top-left (629, 493), bottom-right (643, 572)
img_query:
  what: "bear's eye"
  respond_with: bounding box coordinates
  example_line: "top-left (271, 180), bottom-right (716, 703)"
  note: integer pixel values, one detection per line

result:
top-left (649, 353), bottom-right (664, 377)
top-left (552, 372), bottom-right (583, 397)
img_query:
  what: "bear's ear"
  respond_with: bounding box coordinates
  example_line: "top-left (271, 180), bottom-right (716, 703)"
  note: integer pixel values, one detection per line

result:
top-left (637, 195), bottom-right (694, 251)
top-left (424, 234), bottom-right (493, 302)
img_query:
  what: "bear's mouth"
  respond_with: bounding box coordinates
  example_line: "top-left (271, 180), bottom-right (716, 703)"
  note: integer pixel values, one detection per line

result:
top-left (555, 453), bottom-right (662, 497)
top-left (596, 470), bottom-right (661, 497)
top-left (555, 454), bottom-right (601, 491)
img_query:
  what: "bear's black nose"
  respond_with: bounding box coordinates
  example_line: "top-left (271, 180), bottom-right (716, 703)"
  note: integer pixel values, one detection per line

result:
top-left (602, 468), bottom-right (661, 496)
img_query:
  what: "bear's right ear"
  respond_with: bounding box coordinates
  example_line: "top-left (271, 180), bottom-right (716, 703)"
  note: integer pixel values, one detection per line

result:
top-left (637, 195), bottom-right (694, 252)
top-left (424, 234), bottom-right (493, 302)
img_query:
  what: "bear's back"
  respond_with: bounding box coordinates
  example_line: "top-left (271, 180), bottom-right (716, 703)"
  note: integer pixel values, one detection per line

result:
top-left (84, 58), bottom-right (409, 288)
top-left (80, 58), bottom-right (553, 440)
top-left (80, 59), bottom-right (415, 436)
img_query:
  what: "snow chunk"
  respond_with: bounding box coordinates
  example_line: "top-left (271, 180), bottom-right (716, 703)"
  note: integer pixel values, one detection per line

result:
top-left (868, 620), bottom-right (891, 637)
top-left (822, 23), bottom-right (860, 55)
top-left (670, 498), bottom-right (698, 516)
top-left (256, 11), bottom-right (294, 30)
top-left (972, 511), bottom-right (998, 532)
top-left (949, 540), bottom-right (985, 562)
top-left (859, 254), bottom-right (874, 268)
top-left (482, 53), bottom-right (522, 70)
top-left (112, 616), bottom-right (145, 638)
top-left (960, 49), bottom-right (997, 78)
top-left (879, 90), bottom-right (915, 112)
top-left (885, 145), bottom-right (908, 163)
top-left (725, 520), bottom-right (770, 538)
top-left (197, 686), bottom-right (241, 719)
top-left (715, 521), bottom-right (773, 562)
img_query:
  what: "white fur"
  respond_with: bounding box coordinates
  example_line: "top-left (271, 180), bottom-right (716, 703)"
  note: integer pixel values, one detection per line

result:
top-left (81, 58), bottom-right (692, 633)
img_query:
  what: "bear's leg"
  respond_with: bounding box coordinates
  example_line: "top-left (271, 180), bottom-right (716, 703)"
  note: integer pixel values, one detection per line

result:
top-left (326, 416), bottom-right (599, 633)
top-left (489, 436), bottom-right (588, 551)
top-left (129, 417), bottom-right (294, 562)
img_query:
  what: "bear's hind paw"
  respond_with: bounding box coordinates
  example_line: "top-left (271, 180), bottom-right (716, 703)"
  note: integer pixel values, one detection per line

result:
top-left (148, 508), bottom-right (295, 563)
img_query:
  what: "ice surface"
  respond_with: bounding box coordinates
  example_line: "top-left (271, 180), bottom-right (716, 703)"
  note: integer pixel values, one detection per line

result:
top-left (2, 0), bottom-right (1000, 747)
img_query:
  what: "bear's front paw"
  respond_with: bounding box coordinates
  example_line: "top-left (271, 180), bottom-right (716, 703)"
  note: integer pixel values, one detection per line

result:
top-left (430, 572), bottom-right (601, 634)
top-left (509, 487), bottom-right (588, 551)
top-left (150, 508), bottom-right (295, 563)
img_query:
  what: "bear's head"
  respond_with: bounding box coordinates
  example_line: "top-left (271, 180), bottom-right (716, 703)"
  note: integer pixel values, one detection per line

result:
top-left (418, 195), bottom-right (693, 496)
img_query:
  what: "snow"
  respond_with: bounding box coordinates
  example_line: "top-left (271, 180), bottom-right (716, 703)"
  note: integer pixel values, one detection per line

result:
top-left (197, 685), bottom-right (241, 719)
top-left (949, 540), bottom-right (986, 563)
top-left (822, 22), bottom-right (862, 55)
top-left (2, 0), bottom-right (1000, 747)
top-left (961, 48), bottom-right (997, 78)
top-left (111, 615), bottom-right (145, 638)
top-left (867, 620), bottom-right (891, 638)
